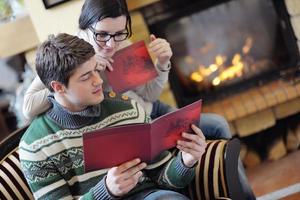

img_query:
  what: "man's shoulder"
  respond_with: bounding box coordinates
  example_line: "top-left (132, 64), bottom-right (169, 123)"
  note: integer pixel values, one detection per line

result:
top-left (21, 115), bottom-right (58, 145)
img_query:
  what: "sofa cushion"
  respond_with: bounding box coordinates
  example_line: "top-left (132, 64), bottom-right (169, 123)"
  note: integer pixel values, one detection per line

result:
top-left (188, 139), bottom-right (232, 200)
top-left (0, 148), bottom-right (34, 200)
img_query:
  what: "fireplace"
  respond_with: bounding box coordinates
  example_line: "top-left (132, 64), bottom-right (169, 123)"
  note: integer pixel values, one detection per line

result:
top-left (140, 0), bottom-right (300, 107)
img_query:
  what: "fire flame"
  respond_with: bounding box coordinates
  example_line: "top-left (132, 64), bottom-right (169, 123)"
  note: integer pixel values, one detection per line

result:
top-left (189, 37), bottom-right (253, 86)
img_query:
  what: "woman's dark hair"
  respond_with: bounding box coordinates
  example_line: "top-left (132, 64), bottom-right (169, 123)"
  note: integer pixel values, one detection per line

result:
top-left (79, 0), bottom-right (132, 37)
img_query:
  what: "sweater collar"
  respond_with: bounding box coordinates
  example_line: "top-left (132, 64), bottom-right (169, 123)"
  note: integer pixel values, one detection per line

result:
top-left (46, 96), bottom-right (101, 129)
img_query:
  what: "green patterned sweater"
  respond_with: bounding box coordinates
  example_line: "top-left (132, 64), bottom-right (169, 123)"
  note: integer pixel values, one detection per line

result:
top-left (19, 96), bottom-right (195, 199)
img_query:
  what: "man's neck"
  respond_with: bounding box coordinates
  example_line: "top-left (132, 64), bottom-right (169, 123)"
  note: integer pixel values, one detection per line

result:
top-left (53, 93), bottom-right (86, 113)
top-left (46, 95), bottom-right (101, 129)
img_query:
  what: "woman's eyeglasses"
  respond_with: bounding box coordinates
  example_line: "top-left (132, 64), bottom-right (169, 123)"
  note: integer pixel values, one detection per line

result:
top-left (89, 27), bottom-right (129, 42)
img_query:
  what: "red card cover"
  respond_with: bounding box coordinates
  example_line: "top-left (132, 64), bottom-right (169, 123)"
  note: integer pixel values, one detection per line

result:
top-left (150, 100), bottom-right (202, 159)
top-left (83, 123), bottom-right (151, 171)
top-left (105, 40), bottom-right (158, 93)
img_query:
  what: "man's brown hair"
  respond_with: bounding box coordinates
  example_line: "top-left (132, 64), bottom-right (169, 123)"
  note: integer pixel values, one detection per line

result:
top-left (35, 33), bottom-right (95, 92)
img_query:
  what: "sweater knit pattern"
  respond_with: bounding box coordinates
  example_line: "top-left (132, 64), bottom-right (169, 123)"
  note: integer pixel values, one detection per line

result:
top-left (19, 97), bottom-right (195, 199)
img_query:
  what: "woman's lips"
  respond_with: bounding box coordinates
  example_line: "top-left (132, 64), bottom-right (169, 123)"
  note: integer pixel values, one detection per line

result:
top-left (103, 48), bottom-right (114, 54)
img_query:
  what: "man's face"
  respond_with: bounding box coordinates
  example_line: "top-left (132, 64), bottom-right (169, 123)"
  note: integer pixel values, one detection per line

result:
top-left (62, 56), bottom-right (104, 112)
top-left (90, 15), bottom-right (128, 58)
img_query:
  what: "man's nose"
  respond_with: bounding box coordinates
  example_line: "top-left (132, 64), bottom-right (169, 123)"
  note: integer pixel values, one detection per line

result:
top-left (92, 73), bottom-right (103, 86)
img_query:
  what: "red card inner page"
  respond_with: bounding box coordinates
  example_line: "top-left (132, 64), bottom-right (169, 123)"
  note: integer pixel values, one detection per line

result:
top-left (150, 100), bottom-right (202, 159)
top-left (105, 40), bottom-right (158, 93)
top-left (83, 123), bottom-right (151, 171)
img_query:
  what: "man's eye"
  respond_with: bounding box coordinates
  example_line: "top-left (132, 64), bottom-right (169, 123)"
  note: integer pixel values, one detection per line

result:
top-left (80, 75), bottom-right (90, 81)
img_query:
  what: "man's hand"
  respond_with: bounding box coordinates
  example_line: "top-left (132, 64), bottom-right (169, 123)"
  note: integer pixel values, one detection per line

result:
top-left (95, 54), bottom-right (114, 71)
top-left (149, 34), bottom-right (173, 68)
top-left (106, 158), bottom-right (147, 197)
top-left (177, 124), bottom-right (207, 167)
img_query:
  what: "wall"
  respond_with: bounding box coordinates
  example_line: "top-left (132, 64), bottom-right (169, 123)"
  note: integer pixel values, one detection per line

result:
top-left (24, 0), bottom-right (83, 42)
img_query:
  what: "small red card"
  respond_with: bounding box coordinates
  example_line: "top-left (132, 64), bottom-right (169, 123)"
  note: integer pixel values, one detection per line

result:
top-left (105, 40), bottom-right (158, 93)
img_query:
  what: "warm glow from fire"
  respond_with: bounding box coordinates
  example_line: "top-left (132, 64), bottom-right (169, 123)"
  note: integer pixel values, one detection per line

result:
top-left (190, 72), bottom-right (203, 82)
top-left (185, 55), bottom-right (195, 65)
top-left (243, 37), bottom-right (253, 54)
top-left (189, 37), bottom-right (253, 87)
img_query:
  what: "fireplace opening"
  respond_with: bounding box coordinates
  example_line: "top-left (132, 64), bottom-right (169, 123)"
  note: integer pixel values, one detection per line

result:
top-left (141, 0), bottom-right (300, 107)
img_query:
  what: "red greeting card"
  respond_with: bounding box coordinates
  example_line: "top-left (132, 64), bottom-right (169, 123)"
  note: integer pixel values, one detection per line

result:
top-left (105, 40), bottom-right (158, 93)
top-left (83, 99), bottom-right (202, 171)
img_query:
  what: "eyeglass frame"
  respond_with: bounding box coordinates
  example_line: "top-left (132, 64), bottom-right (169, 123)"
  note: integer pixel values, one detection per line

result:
top-left (89, 27), bottom-right (129, 43)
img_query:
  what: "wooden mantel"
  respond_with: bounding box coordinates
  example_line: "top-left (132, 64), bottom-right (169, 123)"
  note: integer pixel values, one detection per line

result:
top-left (0, 15), bottom-right (39, 58)
top-left (127, 0), bottom-right (160, 11)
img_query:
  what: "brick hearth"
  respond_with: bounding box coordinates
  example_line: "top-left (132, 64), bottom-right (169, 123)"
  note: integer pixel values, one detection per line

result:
top-left (202, 80), bottom-right (300, 137)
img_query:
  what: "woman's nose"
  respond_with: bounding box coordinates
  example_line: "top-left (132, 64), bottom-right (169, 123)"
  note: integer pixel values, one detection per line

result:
top-left (105, 37), bottom-right (116, 48)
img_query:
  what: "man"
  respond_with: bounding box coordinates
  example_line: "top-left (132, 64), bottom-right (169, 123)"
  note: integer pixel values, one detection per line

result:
top-left (19, 33), bottom-right (207, 199)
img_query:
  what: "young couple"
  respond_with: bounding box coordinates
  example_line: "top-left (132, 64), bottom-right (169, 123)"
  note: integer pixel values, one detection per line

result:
top-left (20, 0), bottom-right (255, 199)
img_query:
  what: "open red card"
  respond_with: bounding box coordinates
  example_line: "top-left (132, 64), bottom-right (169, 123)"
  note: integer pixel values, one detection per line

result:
top-left (105, 40), bottom-right (158, 93)
top-left (83, 99), bottom-right (202, 171)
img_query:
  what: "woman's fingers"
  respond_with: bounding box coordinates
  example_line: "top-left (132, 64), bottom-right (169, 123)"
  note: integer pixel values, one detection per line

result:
top-left (96, 55), bottom-right (114, 71)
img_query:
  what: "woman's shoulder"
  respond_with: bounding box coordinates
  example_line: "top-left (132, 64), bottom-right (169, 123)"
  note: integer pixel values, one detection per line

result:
top-left (76, 29), bottom-right (93, 44)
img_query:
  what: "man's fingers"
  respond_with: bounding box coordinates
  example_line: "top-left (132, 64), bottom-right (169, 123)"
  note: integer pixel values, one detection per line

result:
top-left (181, 132), bottom-right (206, 145)
top-left (177, 144), bottom-right (206, 157)
top-left (191, 124), bottom-right (206, 140)
top-left (121, 162), bottom-right (147, 180)
top-left (116, 158), bottom-right (142, 174)
top-left (119, 171), bottom-right (143, 190)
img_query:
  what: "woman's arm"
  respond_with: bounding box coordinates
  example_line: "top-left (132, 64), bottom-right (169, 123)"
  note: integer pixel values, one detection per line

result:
top-left (133, 61), bottom-right (170, 102)
top-left (22, 76), bottom-right (51, 120)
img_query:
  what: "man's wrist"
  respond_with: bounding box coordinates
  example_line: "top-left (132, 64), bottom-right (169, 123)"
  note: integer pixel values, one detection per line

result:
top-left (181, 153), bottom-right (198, 168)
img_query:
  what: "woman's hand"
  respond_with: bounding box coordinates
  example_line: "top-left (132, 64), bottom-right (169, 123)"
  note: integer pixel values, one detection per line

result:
top-left (149, 34), bottom-right (173, 68)
top-left (177, 124), bottom-right (207, 167)
top-left (106, 158), bottom-right (147, 197)
top-left (95, 54), bottom-right (114, 71)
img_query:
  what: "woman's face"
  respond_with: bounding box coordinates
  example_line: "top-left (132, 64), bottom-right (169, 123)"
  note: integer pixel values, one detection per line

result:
top-left (90, 15), bottom-right (127, 58)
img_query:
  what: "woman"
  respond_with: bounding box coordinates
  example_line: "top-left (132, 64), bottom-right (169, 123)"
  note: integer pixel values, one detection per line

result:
top-left (23, 0), bottom-right (231, 139)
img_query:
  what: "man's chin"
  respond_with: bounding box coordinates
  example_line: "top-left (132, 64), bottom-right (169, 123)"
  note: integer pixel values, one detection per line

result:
top-left (94, 95), bottom-right (104, 104)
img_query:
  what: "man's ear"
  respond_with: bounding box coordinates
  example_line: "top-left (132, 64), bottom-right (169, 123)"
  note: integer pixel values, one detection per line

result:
top-left (50, 81), bottom-right (66, 93)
